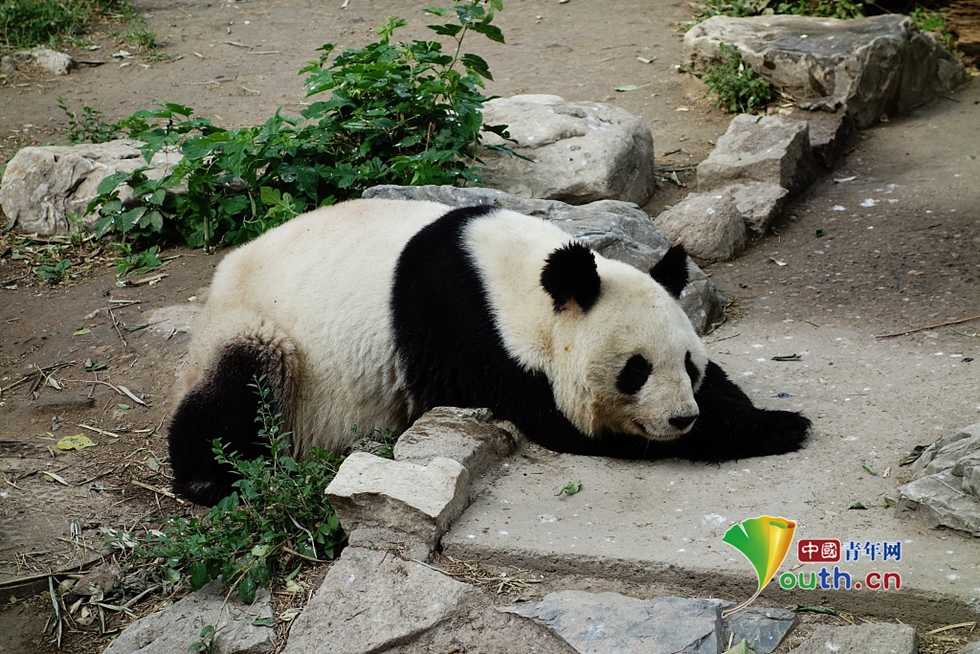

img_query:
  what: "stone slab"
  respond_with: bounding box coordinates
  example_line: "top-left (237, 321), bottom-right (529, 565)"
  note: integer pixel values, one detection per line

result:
top-left (684, 15), bottom-right (968, 129)
top-left (786, 623), bottom-right (918, 654)
top-left (281, 547), bottom-right (481, 654)
top-left (102, 580), bottom-right (273, 654)
top-left (501, 591), bottom-right (723, 654)
top-left (442, 321), bottom-right (980, 625)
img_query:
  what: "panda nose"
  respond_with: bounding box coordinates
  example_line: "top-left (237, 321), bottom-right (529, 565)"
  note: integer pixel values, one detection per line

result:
top-left (669, 414), bottom-right (697, 431)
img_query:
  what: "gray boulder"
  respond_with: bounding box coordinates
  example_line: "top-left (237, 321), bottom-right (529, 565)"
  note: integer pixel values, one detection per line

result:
top-left (898, 422), bottom-right (980, 537)
top-left (0, 140), bottom-right (180, 236)
top-left (325, 453), bottom-right (470, 557)
top-left (479, 94), bottom-right (656, 206)
top-left (684, 14), bottom-right (969, 129)
top-left (1, 47), bottom-right (76, 75)
top-left (697, 115), bottom-right (816, 198)
top-left (655, 114), bottom-right (812, 262)
top-left (655, 191), bottom-right (748, 262)
top-left (362, 185), bottom-right (726, 333)
top-left (655, 181), bottom-right (788, 262)
top-left (784, 106), bottom-right (854, 169)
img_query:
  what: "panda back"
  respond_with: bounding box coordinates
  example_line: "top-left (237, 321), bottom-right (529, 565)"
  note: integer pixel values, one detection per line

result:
top-left (184, 199), bottom-right (451, 454)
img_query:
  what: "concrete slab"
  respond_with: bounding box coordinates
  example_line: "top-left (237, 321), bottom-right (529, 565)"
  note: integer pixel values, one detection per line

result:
top-left (444, 320), bottom-right (980, 625)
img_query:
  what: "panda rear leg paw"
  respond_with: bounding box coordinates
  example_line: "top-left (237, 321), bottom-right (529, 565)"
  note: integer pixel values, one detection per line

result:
top-left (168, 339), bottom-right (289, 505)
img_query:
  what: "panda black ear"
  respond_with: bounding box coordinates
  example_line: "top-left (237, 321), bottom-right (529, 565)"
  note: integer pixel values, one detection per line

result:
top-left (541, 243), bottom-right (601, 313)
top-left (649, 244), bottom-right (689, 299)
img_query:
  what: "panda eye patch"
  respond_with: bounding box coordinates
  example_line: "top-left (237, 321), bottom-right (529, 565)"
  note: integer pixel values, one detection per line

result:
top-left (617, 354), bottom-right (652, 395)
top-left (685, 351), bottom-right (701, 386)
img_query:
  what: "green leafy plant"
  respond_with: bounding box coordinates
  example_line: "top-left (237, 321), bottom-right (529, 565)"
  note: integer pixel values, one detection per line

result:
top-left (772, 0), bottom-right (867, 19)
top-left (0, 0), bottom-right (118, 52)
top-left (187, 625), bottom-right (219, 654)
top-left (90, 165), bottom-right (177, 241)
top-left (113, 242), bottom-right (162, 276)
top-left (696, 43), bottom-right (775, 114)
top-left (34, 257), bottom-right (71, 283)
top-left (349, 425), bottom-right (400, 460)
top-left (86, 0), bottom-right (509, 252)
top-left (122, 18), bottom-right (155, 51)
top-left (129, 376), bottom-right (346, 604)
top-left (58, 98), bottom-right (124, 144)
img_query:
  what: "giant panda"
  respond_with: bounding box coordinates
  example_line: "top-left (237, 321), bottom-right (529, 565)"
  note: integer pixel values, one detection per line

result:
top-left (168, 198), bottom-right (810, 505)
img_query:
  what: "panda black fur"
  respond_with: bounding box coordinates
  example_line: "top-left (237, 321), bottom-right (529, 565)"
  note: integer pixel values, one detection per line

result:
top-left (169, 198), bottom-right (810, 505)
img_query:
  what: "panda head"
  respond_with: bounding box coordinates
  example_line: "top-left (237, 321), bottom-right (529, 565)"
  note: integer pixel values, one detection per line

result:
top-left (539, 243), bottom-right (708, 442)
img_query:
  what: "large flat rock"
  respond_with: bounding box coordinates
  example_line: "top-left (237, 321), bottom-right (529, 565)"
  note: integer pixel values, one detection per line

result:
top-left (684, 15), bottom-right (969, 128)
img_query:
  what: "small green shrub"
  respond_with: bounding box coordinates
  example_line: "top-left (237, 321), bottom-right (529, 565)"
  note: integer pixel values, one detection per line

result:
top-left (86, 0), bottom-right (509, 252)
top-left (772, 0), bottom-right (867, 18)
top-left (686, 0), bottom-right (868, 27)
top-left (127, 376), bottom-right (346, 604)
top-left (58, 98), bottom-right (123, 144)
top-left (113, 242), bottom-right (162, 276)
top-left (696, 43), bottom-right (775, 114)
top-left (911, 7), bottom-right (955, 53)
top-left (34, 257), bottom-right (71, 283)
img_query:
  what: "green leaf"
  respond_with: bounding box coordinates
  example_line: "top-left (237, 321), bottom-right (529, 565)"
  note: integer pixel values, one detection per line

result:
top-left (428, 23), bottom-right (462, 37)
top-left (189, 561), bottom-right (209, 590)
top-left (239, 573), bottom-right (257, 604)
top-left (556, 480), bottom-right (582, 496)
top-left (723, 639), bottom-right (755, 654)
top-left (468, 22), bottom-right (505, 44)
top-left (96, 170), bottom-right (133, 195)
top-left (461, 53), bottom-right (493, 81)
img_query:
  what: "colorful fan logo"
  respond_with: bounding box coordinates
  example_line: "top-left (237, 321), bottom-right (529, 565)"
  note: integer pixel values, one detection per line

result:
top-left (721, 515), bottom-right (797, 617)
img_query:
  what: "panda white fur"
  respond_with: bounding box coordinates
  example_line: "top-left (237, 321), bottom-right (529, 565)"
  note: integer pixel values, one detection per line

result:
top-left (169, 198), bottom-right (810, 505)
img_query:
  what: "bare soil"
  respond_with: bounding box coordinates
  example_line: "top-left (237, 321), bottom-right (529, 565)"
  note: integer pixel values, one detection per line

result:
top-left (1, 1), bottom-right (978, 653)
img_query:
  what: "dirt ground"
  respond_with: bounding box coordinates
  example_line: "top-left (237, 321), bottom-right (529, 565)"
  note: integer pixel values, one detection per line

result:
top-left (0, 1), bottom-right (978, 652)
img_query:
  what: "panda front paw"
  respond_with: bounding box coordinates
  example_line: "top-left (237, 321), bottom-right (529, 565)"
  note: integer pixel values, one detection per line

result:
top-left (673, 360), bottom-right (811, 462)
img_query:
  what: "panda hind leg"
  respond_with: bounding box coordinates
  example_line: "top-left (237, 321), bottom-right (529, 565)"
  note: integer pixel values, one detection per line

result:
top-left (672, 361), bottom-right (811, 462)
top-left (168, 336), bottom-right (292, 506)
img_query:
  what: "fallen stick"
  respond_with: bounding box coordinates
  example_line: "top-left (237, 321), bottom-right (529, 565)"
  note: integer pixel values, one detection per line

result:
top-left (130, 478), bottom-right (185, 505)
top-left (78, 423), bottom-right (122, 439)
top-left (875, 314), bottom-right (980, 339)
